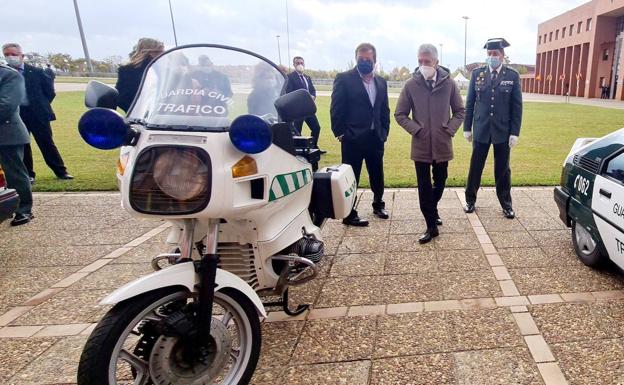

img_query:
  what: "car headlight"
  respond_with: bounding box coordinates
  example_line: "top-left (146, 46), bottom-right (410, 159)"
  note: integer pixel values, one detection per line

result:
top-left (130, 146), bottom-right (212, 215)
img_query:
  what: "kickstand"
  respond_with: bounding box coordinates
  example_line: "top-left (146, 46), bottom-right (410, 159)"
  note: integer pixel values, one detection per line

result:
top-left (263, 288), bottom-right (309, 316)
top-left (282, 288), bottom-right (309, 316)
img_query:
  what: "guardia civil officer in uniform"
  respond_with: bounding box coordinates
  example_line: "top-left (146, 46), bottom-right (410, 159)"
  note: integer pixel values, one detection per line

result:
top-left (0, 61), bottom-right (33, 226)
top-left (463, 38), bottom-right (522, 219)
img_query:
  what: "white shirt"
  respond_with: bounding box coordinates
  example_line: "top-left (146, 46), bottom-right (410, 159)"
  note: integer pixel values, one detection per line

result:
top-left (424, 70), bottom-right (438, 88)
top-left (489, 64), bottom-right (503, 76)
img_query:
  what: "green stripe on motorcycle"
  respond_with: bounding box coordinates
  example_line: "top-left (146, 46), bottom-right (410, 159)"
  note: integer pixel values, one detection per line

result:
top-left (269, 169), bottom-right (311, 201)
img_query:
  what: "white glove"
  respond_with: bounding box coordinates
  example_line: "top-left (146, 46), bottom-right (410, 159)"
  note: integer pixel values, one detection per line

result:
top-left (509, 135), bottom-right (519, 148)
top-left (464, 131), bottom-right (472, 142)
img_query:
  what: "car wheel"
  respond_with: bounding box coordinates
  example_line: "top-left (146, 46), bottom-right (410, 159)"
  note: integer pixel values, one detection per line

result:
top-left (572, 221), bottom-right (605, 266)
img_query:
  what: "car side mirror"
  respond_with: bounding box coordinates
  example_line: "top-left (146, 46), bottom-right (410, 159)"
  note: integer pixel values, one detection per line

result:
top-left (274, 89), bottom-right (316, 123)
top-left (85, 80), bottom-right (118, 109)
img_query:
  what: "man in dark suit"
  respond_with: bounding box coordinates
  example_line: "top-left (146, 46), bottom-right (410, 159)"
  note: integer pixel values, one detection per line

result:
top-left (285, 56), bottom-right (325, 153)
top-left (463, 38), bottom-right (522, 218)
top-left (331, 43), bottom-right (390, 227)
top-left (2, 43), bottom-right (72, 182)
top-left (0, 62), bottom-right (33, 226)
top-left (44, 64), bottom-right (55, 81)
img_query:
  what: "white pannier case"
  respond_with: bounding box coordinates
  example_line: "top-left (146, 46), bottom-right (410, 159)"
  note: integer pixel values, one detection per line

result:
top-left (311, 164), bottom-right (357, 220)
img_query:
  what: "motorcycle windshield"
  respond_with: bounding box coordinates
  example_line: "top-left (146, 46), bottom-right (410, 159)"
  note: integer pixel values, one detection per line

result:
top-left (127, 45), bottom-right (285, 131)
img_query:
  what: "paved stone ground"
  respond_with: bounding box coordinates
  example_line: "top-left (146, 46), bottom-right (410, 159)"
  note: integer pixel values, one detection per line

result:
top-left (1, 188), bottom-right (624, 384)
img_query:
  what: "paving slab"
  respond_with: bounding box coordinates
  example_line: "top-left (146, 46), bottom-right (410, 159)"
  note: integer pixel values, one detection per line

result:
top-left (3, 189), bottom-right (624, 384)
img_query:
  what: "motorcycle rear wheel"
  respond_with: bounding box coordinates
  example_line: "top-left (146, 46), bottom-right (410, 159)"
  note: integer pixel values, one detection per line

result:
top-left (77, 287), bottom-right (261, 385)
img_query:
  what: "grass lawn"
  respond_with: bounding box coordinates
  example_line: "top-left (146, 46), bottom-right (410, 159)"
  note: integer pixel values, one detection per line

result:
top-left (31, 91), bottom-right (623, 192)
top-left (56, 76), bottom-right (116, 84)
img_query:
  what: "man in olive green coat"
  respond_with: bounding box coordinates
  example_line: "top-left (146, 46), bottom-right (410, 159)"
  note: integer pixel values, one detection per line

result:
top-left (0, 62), bottom-right (33, 226)
top-left (395, 43), bottom-right (465, 243)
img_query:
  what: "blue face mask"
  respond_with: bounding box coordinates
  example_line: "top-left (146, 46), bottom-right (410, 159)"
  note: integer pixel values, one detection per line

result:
top-left (356, 58), bottom-right (374, 75)
top-left (486, 56), bottom-right (501, 69)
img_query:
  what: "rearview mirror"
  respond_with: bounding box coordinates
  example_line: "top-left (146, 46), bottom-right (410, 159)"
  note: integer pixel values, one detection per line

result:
top-left (85, 80), bottom-right (119, 109)
top-left (274, 89), bottom-right (316, 123)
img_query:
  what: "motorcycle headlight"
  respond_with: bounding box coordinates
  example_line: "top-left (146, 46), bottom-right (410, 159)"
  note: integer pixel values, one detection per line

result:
top-left (153, 149), bottom-right (208, 200)
top-left (130, 146), bottom-right (212, 215)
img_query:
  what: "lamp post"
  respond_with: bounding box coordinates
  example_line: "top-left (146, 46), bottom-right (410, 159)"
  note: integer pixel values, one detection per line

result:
top-left (285, 0), bottom-right (291, 68)
top-left (439, 43), bottom-right (443, 66)
top-left (276, 35), bottom-right (282, 65)
top-left (462, 16), bottom-right (469, 71)
top-left (168, 0), bottom-right (179, 46)
top-left (72, 0), bottom-right (93, 74)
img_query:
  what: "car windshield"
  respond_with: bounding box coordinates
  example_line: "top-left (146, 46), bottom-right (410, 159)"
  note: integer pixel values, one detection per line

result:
top-left (127, 45), bottom-right (285, 131)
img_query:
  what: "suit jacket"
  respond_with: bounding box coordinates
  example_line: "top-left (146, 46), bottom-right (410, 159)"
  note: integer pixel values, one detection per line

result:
top-left (285, 71), bottom-right (316, 98)
top-left (0, 65), bottom-right (30, 146)
top-left (116, 60), bottom-right (150, 112)
top-left (19, 63), bottom-right (56, 124)
top-left (330, 68), bottom-right (390, 144)
top-left (463, 65), bottom-right (522, 144)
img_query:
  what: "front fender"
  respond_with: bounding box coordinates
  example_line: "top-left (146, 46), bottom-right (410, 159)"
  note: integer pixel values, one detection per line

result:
top-left (99, 262), bottom-right (266, 318)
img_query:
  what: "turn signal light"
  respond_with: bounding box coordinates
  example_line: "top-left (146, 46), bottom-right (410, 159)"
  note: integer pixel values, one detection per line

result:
top-left (117, 152), bottom-right (130, 176)
top-left (232, 156), bottom-right (258, 178)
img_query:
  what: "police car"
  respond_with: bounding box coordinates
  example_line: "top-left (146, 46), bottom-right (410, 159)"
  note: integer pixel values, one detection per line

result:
top-left (555, 128), bottom-right (624, 268)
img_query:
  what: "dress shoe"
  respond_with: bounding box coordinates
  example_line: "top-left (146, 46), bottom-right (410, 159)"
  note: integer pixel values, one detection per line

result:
top-left (317, 148), bottom-right (327, 154)
top-left (503, 208), bottom-right (515, 219)
top-left (342, 216), bottom-right (369, 227)
top-left (464, 202), bottom-right (476, 213)
top-left (436, 216), bottom-right (443, 226)
top-left (57, 173), bottom-right (74, 180)
top-left (373, 208), bottom-right (389, 219)
top-left (11, 213), bottom-right (33, 226)
top-left (418, 228), bottom-right (439, 244)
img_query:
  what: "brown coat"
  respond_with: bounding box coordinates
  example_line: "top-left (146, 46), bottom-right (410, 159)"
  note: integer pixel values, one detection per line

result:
top-left (394, 67), bottom-right (465, 163)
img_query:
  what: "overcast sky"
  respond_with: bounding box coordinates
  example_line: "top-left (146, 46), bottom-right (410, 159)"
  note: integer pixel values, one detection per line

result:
top-left (3, 0), bottom-right (588, 71)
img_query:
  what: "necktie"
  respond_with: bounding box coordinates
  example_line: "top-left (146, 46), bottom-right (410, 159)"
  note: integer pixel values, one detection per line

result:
top-left (427, 79), bottom-right (434, 90)
top-left (491, 70), bottom-right (498, 81)
top-left (300, 75), bottom-right (308, 91)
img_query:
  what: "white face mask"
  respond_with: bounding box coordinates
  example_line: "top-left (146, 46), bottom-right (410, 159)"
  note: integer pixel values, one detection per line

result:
top-left (4, 55), bottom-right (21, 68)
top-left (419, 66), bottom-right (436, 79)
top-left (295, 64), bottom-right (304, 73)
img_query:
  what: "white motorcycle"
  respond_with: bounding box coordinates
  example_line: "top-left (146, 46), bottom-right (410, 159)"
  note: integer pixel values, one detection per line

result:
top-left (76, 44), bottom-right (356, 385)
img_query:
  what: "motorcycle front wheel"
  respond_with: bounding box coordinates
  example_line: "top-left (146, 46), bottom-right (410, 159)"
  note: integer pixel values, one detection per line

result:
top-left (77, 287), bottom-right (261, 385)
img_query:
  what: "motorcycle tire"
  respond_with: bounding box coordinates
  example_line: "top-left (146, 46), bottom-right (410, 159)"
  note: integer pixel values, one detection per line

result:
top-left (77, 287), bottom-right (261, 385)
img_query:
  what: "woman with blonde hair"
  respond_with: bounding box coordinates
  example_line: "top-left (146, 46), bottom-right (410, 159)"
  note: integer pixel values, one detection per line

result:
top-left (116, 38), bottom-right (165, 112)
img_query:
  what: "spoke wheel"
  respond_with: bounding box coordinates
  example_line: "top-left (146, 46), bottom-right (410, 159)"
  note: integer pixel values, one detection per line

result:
top-left (77, 288), bottom-right (261, 385)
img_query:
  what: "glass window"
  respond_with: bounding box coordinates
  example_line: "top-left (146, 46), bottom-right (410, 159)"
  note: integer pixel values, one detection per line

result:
top-left (578, 21), bottom-right (582, 34)
top-left (556, 30), bottom-right (559, 40)
top-left (549, 32), bottom-right (553, 42)
top-left (587, 18), bottom-right (592, 31)
top-left (606, 153), bottom-right (624, 183)
top-left (539, 35), bottom-right (542, 45)
top-left (603, 49), bottom-right (609, 61)
top-left (562, 27), bottom-right (566, 38)
top-left (570, 24), bottom-right (574, 36)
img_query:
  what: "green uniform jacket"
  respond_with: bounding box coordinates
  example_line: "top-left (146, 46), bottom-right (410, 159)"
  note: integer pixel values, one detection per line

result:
top-left (0, 65), bottom-right (30, 146)
top-left (463, 65), bottom-right (522, 144)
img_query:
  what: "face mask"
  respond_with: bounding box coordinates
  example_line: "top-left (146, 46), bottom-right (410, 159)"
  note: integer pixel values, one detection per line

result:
top-left (486, 56), bottom-right (501, 69)
top-left (356, 58), bottom-right (374, 75)
top-left (4, 55), bottom-right (21, 68)
top-left (295, 64), bottom-right (304, 73)
top-left (419, 66), bottom-right (436, 79)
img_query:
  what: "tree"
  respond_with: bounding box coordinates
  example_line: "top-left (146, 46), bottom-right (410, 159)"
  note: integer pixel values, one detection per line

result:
top-left (24, 52), bottom-right (47, 67)
top-left (47, 53), bottom-right (73, 72)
